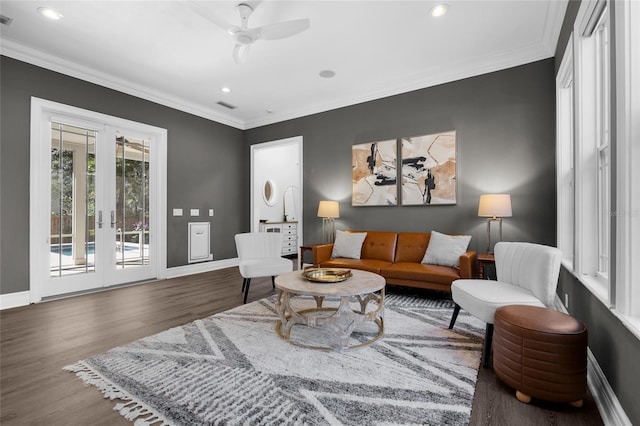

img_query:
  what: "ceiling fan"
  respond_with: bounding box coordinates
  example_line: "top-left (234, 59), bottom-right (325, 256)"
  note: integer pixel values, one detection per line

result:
top-left (188, 1), bottom-right (310, 64)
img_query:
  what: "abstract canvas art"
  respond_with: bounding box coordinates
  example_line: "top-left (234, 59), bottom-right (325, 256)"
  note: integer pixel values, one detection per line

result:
top-left (352, 139), bottom-right (397, 206)
top-left (401, 131), bottom-right (457, 205)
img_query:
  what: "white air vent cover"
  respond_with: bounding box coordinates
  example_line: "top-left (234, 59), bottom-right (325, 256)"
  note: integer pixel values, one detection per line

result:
top-left (188, 222), bottom-right (212, 263)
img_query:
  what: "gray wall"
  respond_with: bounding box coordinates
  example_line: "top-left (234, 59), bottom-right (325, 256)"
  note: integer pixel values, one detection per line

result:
top-left (554, 1), bottom-right (640, 424)
top-left (0, 56), bottom-right (245, 295)
top-left (246, 59), bottom-right (557, 253)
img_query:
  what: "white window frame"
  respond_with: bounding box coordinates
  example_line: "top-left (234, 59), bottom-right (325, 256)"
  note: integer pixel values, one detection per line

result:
top-left (556, 36), bottom-right (575, 270)
top-left (613, 0), bottom-right (640, 333)
top-left (572, 0), bottom-right (611, 304)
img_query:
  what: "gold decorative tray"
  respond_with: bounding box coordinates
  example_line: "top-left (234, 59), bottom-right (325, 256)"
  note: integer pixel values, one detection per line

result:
top-left (301, 268), bottom-right (352, 283)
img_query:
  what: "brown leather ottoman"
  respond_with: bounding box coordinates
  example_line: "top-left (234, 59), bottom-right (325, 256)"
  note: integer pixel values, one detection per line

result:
top-left (493, 305), bottom-right (587, 407)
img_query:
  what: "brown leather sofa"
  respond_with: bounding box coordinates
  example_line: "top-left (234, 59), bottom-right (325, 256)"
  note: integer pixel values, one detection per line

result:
top-left (312, 230), bottom-right (476, 293)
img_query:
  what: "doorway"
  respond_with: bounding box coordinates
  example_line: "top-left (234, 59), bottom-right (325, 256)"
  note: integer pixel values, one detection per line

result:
top-left (250, 136), bottom-right (303, 256)
top-left (30, 98), bottom-right (167, 301)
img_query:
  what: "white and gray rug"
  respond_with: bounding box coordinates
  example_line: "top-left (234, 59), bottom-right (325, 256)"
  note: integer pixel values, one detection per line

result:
top-left (65, 293), bottom-right (485, 425)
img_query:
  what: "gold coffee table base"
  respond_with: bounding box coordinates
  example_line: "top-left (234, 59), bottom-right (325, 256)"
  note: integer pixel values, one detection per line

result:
top-left (274, 270), bottom-right (386, 351)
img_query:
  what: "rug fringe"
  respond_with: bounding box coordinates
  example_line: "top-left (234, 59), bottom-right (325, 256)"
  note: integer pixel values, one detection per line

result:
top-left (63, 362), bottom-right (170, 426)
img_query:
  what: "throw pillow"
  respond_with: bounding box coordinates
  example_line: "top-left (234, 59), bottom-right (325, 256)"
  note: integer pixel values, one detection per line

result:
top-left (331, 230), bottom-right (368, 259)
top-left (422, 231), bottom-right (472, 268)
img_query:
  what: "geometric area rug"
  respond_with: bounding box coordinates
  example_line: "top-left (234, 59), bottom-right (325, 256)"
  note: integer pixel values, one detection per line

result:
top-left (65, 293), bottom-right (485, 425)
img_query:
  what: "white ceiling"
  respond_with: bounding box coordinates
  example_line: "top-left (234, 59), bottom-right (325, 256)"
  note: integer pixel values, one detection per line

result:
top-left (0, 1), bottom-right (567, 130)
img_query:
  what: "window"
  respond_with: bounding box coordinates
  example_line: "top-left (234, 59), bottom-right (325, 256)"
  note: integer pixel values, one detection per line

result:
top-left (558, 0), bottom-right (640, 334)
top-left (573, 0), bottom-right (610, 302)
top-left (613, 0), bottom-right (640, 328)
top-left (556, 36), bottom-right (574, 268)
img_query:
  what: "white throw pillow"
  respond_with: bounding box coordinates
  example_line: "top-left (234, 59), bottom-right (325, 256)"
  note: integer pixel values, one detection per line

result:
top-left (422, 231), bottom-right (472, 268)
top-left (331, 230), bottom-right (368, 259)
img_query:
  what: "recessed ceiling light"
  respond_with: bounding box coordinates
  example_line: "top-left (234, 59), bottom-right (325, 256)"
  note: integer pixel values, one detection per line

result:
top-left (266, 109), bottom-right (273, 114)
top-left (430, 4), bottom-right (448, 17)
top-left (38, 7), bottom-right (63, 20)
top-left (319, 70), bottom-right (336, 79)
top-left (220, 87), bottom-right (231, 94)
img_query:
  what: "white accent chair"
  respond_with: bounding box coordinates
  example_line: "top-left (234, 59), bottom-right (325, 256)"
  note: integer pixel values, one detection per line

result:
top-left (448, 242), bottom-right (562, 367)
top-left (235, 232), bottom-right (293, 304)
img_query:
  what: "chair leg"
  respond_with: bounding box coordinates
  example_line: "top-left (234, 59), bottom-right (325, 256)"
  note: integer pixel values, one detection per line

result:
top-left (482, 323), bottom-right (494, 368)
top-left (271, 276), bottom-right (275, 289)
top-left (243, 278), bottom-right (251, 304)
top-left (449, 304), bottom-right (461, 329)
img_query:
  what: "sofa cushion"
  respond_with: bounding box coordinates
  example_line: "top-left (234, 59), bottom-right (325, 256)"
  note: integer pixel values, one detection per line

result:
top-left (422, 231), bottom-right (471, 268)
top-left (381, 262), bottom-right (461, 285)
top-left (356, 231), bottom-right (398, 262)
top-left (331, 230), bottom-right (367, 259)
top-left (394, 232), bottom-right (431, 263)
top-left (320, 258), bottom-right (393, 274)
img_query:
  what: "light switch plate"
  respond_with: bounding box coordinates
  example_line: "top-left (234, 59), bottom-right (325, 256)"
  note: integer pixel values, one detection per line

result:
top-left (209, 209), bottom-right (214, 217)
top-left (190, 208), bottom-right (199, 216)
top-left (173, 208), bottom-right (183, 216)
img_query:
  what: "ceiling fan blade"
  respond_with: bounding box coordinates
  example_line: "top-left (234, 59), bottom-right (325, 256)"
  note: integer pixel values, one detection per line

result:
top-left (186, 0), bottom-right (236, 34)
top-left (232, 43), bottom-right (251, 64)
top-left (257, 18), bottom-right (310, 40)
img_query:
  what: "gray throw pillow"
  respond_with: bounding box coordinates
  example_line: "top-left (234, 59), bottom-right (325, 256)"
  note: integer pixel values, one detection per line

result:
top-left (331, 230), bottom-right (367, 259)
top-left (422, 231), bottom-right (471, 268)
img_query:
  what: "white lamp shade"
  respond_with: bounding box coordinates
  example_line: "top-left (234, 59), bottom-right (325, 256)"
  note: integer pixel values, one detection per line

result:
top-left (317, 200), bottom-right (340, 218)
top-left (478, 194), bottom-right (512, 218)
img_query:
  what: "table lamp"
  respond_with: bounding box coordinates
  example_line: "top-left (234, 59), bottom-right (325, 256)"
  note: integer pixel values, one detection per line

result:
top-left (478, 194), bottom-right (512, 253)
top-left (317, 200), bottom-right (339, 243)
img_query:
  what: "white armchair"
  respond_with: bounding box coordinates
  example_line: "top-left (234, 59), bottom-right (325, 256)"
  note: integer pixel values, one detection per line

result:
top-left (448, 242), bottom-right (562, 366)
top-left (235, 232), bottom-right (293, 304)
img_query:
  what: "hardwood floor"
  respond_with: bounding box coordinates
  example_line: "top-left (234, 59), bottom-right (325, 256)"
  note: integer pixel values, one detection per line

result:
top-left (1, 268), bottom-right (603, 425)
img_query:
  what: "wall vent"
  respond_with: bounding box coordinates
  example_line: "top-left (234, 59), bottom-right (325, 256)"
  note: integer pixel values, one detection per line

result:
top-left (188, 222), bottom-right (212, 263)
top-left (0, 15), bottom-right (13, 26)
top-left (216, 101), bottom-right (237, 110)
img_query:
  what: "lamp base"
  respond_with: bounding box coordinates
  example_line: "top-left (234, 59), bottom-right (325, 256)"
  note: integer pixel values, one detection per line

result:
top-left (322, 218), bottom-right (335, 244)
top-left (486, 217), bottom-right (503, 254)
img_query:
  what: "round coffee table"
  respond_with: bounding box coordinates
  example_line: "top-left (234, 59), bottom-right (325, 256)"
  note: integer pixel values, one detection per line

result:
top-left (274, 269), bottom-right (385, 351)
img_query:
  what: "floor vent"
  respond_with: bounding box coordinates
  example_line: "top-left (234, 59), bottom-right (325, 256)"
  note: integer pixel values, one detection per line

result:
top-left (216, 101), bottom-right (237, 110)
top-left (1, 15), bottom-right (13, 26)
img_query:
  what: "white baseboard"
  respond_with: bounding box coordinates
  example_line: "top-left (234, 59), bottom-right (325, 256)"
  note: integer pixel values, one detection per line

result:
top-left (0, 291), bottom-right (31, 310)
top-left (554, 295), bottom-right (632, 426)
top-left (166, 257), bottom-right (239, 279)
top-left (587, 348), bottom-right (633, 425)
top-left (1, 259), bottom-right (239, 310)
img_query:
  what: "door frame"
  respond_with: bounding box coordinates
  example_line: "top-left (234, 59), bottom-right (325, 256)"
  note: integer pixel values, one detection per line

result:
top-left (29, 97), bottom-right (167, 302)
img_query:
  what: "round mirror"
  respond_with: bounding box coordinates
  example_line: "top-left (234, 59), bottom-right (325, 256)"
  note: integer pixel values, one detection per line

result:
top-left (263, 179), bottom-right (277, 206)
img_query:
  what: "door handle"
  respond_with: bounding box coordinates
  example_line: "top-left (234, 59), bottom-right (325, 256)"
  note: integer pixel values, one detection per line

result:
top-left (98, 210), bottom-right (103, 229)
top-left (111, 211), bottom-right (116, 228)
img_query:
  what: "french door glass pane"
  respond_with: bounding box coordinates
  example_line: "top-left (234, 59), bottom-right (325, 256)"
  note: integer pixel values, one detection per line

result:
top-left (115, 135), bottom-right (150, 268)
top-left (50, 123), bottom-right (96, 277)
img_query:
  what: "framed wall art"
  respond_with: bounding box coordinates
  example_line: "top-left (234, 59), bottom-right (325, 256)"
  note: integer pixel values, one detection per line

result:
top-left (352, 139), bottom-right (397, 206)
top-left (401, 131), bottom-right (457, 205)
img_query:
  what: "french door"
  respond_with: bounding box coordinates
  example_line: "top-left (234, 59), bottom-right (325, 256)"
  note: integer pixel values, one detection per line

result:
top-left (30, 98), bottom-right (167, 300)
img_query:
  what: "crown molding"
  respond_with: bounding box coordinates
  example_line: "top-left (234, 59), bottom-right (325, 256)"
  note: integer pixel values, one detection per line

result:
top-left (0, 38), bottom-right (246, 130)
top-left (542, 0), bottom-right (570, 56)
top-left (2, 0), bottom-right (567, 132)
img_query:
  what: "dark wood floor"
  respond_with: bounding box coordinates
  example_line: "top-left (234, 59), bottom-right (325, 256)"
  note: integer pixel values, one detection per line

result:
top-left (1, 267), bottom-right (603, 425)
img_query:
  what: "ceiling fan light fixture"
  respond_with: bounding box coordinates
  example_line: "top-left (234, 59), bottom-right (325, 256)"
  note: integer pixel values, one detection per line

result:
top-left (430, 4), bottom-right (449, 18)
top-left (38, 7), bottom-right (63, 20)
top-left (319, 70), bottom-right (336, 79)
